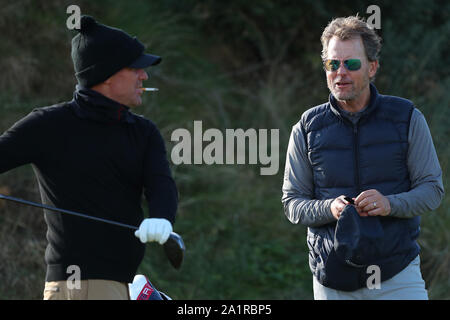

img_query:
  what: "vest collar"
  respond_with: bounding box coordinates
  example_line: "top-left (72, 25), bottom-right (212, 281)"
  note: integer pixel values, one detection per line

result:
top-left (329, 83), bottom-right (380, 124)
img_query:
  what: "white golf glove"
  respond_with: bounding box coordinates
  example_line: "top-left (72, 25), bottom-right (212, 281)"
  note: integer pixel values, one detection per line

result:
top-left (134, 218), bottom-right (172, 244)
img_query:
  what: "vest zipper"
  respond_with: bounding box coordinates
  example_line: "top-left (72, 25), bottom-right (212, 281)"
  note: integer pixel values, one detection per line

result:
top-left (353, 124), bottom-right (361, 193)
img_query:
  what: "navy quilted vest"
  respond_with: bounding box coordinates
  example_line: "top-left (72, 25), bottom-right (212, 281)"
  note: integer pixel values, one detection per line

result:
top-left (302, 84), bottom-right (420, 291)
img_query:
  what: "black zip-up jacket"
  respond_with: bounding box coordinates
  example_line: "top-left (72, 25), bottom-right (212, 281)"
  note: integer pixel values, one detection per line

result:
top-left (0, 86), bottom-right (178, 283)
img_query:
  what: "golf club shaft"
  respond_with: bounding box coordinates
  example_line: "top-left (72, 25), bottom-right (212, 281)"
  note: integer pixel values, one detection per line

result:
top-left (0, 193), bottom-right (138, 230)
top-left (1, 193), bottom-right (184, 269)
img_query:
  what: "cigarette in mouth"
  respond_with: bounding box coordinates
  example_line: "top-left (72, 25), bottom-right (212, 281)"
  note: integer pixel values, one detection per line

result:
top-left (140, 88), bottom-right (159, 92)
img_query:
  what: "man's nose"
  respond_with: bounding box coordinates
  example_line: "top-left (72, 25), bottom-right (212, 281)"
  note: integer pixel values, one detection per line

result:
top-left (138, 69), bottom-right (148, 80)
top-left (336, 62), bottom-right (349, 75)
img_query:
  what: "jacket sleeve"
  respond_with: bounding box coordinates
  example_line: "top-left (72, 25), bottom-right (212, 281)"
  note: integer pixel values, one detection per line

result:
top-left (142, 122), bottom-right (178, 225)
top-left (0, 109), bottom-right (46, 174)
top-left (387, 108), bottom-right (444, 217)
top-left (281, 122), bottom-right (336, 227)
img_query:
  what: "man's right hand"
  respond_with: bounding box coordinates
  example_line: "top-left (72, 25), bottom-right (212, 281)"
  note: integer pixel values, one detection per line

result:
top-left (330, 195), bottom-right (353, 220)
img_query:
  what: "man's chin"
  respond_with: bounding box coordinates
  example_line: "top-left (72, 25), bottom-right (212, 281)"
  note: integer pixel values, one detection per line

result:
top-left (331, 90), bottom-right (356, 101)
top-left (128, 98), bottom-right (142, 108)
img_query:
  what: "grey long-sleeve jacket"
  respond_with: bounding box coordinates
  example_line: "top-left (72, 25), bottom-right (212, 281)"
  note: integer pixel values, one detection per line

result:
top-left (282, 107), bottom-right (444, 228)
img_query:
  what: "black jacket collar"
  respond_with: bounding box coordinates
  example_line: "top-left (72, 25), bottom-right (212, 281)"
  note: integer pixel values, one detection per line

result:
top-left (71, 85), bottom-right (136, 124)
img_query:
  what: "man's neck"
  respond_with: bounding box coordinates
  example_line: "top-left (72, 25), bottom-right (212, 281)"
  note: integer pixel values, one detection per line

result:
top-left (336, 86), bottom-right (371, 113)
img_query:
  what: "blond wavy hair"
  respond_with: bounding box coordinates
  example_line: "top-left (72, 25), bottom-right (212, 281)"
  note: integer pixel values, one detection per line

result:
top-left (321, 15), bottom-right (382, 62)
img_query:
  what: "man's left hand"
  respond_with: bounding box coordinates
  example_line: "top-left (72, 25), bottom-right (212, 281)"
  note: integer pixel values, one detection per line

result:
top-left (354, 189), bottom-right (391, 217)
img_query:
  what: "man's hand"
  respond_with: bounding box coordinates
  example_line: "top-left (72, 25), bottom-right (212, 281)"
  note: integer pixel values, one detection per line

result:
top-left (330, 195), bottom-right (353, 219)
top-left (134, 218), bottom-right (173, 244)
top-left (354, 189), bottom-right (391, 217)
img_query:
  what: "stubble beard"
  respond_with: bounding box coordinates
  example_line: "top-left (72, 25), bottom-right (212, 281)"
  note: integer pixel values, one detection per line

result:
top-left (328, 74), bottom-right (371, 103)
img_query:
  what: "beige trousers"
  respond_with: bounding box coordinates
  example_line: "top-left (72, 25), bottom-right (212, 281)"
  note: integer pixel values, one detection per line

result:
top-left (43, 280), bottom-right (129, 300)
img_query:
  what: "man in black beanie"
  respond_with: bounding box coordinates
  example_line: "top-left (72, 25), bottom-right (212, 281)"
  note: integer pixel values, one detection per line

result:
top-left (0, 15), bottom-right (178, 299)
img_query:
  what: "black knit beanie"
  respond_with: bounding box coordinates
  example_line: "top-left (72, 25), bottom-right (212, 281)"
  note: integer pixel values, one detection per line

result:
top-left (71, 15), bottom-right (161, 88)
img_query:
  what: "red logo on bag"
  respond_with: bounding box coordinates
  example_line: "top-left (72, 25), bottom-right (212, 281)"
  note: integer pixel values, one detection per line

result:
top-left (137, 281), bottom-right (154, 300)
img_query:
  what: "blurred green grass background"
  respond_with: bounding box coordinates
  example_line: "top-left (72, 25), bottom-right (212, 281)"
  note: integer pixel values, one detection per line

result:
top-left (0, 0), bottom-right (448, 299)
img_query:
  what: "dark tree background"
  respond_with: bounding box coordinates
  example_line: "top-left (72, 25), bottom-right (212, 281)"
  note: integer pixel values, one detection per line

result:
top-left (0, 0), bottom-right (448, 299)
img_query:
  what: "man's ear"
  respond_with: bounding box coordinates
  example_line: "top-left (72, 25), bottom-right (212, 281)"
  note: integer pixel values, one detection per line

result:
top-left (103, 77), bottom-right (112, 85)
top-left (368, 60), bottom-right (379, 79)
top-left (90, 77), bottom-right (111, 94)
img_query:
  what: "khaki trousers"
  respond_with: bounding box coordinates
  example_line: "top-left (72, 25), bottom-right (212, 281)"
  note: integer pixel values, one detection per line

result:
top-left (43, 280), bottom-right (129, 300)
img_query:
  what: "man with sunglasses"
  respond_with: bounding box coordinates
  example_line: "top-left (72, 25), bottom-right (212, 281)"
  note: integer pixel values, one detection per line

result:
top-left (282, 16), bottom-right (443, 299)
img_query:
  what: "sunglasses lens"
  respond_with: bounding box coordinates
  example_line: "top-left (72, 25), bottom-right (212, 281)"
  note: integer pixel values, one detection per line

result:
top-left (324, 60), bottom-right (340, 71)
top-left (345, 59), bottom-right (361, 71)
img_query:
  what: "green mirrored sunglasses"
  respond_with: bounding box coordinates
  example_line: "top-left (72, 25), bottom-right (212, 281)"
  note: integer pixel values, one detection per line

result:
top-left (323, 59), bottom-right (362, 72)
